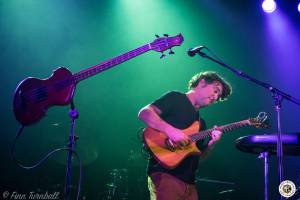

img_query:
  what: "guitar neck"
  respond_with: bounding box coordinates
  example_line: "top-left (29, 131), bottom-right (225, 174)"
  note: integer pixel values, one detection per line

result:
top-left (72, 44), bottom-right (151, 83)
top-left (190, 119), bottom-right (251, 141)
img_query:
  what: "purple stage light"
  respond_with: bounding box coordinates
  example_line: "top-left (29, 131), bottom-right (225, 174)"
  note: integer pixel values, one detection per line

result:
top-left (298, 3), bottom-right (300, 13)
top-left (262, 0), bottom-right (277, 13)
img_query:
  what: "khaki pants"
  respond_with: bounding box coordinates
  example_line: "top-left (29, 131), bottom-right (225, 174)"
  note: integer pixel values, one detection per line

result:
top-left (148, 172), bottom-right (198, 200)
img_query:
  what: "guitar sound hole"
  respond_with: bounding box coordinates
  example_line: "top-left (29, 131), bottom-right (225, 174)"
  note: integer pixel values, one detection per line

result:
top-left (165, 139), bottom-right (176, 152)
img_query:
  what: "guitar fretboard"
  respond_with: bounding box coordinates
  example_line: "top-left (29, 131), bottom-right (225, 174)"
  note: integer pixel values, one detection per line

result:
top-left (72, 44), bottom-right (151, 83)
top-left (190, 120), bottom-right (250, 141)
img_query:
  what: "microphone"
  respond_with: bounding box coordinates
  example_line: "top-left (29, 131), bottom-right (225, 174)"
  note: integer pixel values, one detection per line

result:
top-left (187, 46), bottom-right (205, 57)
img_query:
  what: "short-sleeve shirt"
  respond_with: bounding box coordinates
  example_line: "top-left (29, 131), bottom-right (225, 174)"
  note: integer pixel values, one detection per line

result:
top-left (147, 91), bottom-right (207, 184)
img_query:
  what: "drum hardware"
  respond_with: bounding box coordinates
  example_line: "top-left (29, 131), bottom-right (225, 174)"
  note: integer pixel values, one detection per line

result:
top-left (102, 169), bottom-right (128, 200)
top-left (236, 133), bottom-right (300, 200)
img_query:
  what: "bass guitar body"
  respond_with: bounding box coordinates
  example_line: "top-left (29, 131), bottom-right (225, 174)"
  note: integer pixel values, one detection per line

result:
top-left (13, 67), bottom-right (76, 126)
top-left (143, 121), bottom-right (202, 169)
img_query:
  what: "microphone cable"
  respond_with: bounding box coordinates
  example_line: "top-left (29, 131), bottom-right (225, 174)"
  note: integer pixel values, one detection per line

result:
top-left (11, 125), bottom-right (82, 200)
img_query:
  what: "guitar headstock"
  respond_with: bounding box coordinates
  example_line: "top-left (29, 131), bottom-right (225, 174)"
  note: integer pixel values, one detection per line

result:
top-left (249, 112), bottom-right (270, 129)
top-left (150, 33), bottom-right (184, 58)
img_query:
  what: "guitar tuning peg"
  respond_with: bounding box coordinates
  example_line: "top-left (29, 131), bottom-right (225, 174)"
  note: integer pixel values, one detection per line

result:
top-left (155, 34), bottom-right (160, 38)
top-left (160, 52), bottom-right (166, 59)
top-left (163, 34), bottom-right (169, 37)
top-left (169, 49), bottom-right (175, 55)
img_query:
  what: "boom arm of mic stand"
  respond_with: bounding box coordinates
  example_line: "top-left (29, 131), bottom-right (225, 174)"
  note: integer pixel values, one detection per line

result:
top-left (197, 51), bottom-right (300, 106)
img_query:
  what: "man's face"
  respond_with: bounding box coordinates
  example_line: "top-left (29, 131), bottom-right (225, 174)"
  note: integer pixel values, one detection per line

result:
top-left (194, 79), bottom-right (223, 108)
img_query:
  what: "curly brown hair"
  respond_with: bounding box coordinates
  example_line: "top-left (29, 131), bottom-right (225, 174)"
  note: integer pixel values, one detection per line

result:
top-left (188, 71), bottom-right (232, 101)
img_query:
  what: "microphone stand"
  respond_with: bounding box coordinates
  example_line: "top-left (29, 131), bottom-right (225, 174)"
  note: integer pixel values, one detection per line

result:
top-left (64, 100), bottom-right (79, 200)
top-left (193, 49), bottom-right (300, 200)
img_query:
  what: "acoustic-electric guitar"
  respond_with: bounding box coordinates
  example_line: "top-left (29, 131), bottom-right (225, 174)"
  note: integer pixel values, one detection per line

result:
top-left (143, 112), bottom-right (269, 169)
top-left (13, 34), bottom-right (184, 126)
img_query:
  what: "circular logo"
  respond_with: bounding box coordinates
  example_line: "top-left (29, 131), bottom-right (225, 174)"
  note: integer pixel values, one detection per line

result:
top-left (279, 180), bottom-right (296, 198)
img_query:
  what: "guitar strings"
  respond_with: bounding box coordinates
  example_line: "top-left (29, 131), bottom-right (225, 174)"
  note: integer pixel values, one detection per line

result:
top-left (189, 120), bottom-right (250, 141)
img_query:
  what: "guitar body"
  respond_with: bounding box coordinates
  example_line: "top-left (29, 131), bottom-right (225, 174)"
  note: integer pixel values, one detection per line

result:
top-left (143, 121), bottom-right (202, 169)
top-left (13, 67), bottom-right (76, 126)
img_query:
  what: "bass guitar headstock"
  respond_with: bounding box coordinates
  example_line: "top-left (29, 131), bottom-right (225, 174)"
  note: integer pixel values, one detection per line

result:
top-left (150, 33), bottom-right (184, 58)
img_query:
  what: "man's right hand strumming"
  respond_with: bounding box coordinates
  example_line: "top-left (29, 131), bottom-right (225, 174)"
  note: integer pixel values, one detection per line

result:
top-left (164, 126), bottom-right (191, 148)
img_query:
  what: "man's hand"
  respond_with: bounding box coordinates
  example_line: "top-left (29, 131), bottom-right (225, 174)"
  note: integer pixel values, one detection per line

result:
top-left (165, 127), bottom-right (191, 148)
top-left (208, 126), bottom-right (223, 146)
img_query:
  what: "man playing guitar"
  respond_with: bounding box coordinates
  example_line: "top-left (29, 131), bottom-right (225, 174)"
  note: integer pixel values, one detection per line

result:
top-left (138, 71), bottom-right (232, 200)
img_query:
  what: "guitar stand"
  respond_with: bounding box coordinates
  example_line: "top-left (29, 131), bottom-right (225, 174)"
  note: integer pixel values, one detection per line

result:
top-left (258, 152), bottom-right (269, 200)
top-left (64, 100), bottom-right (79, 200)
